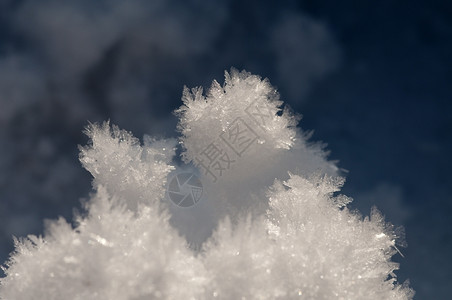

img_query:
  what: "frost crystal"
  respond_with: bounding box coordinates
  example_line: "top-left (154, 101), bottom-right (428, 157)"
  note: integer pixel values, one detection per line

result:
top-left (0, 69), bottom-right (414, 299)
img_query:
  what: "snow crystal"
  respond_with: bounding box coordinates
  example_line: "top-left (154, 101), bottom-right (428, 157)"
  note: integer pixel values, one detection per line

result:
top-left (0, 70), bottom-right (413, 299)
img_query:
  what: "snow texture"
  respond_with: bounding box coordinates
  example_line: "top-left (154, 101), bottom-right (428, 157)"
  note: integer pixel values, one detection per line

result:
top-left (0, 0), bottom-right (341, 270)
top-left (0, 70), bottom-right (413, 299)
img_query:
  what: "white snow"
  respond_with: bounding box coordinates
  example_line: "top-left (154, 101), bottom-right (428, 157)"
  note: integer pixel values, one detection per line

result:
top-left (0, 70), bottom-right (413, 299)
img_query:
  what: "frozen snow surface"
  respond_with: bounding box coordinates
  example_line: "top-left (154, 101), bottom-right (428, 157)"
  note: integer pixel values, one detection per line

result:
top-left (0, 70), bottom-right (413, 299)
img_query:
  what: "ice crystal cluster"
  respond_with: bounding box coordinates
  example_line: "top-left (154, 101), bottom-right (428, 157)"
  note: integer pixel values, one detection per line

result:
top-left (0, 69), bottom-right (414, 299)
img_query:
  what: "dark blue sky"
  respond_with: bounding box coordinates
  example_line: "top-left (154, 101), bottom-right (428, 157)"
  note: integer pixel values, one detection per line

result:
top-left (297, 3), bottom-right (452, 298)
top-left (0, 1), bottom-right (451, 298)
